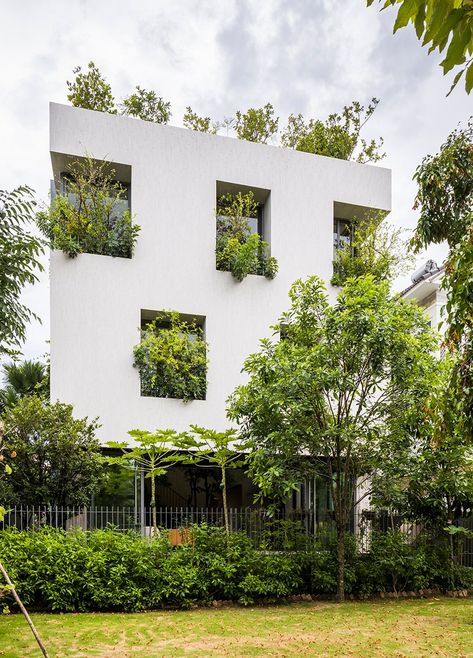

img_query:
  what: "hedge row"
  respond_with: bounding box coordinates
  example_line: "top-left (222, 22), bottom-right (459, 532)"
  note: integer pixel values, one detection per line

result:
top-left (0, 525), bottom-right (471, 612)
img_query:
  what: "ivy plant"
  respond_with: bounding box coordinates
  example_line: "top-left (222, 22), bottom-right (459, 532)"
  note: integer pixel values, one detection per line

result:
top-left (216, 191), bottom-right (278, 281)
top-left (36, 157), bottom-right (140, 259)
top-left (133, 311), bottom-right (208, 402)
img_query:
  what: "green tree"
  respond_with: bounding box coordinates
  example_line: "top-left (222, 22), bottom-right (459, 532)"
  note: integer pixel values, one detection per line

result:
top-left (36, 156), bottom-right (140, 258)
top-left (234, 103), bottom-right (279, 143)
top-left (134, 311), bottom-right (208, 401)
top-left (0, 186), bottom-right (44, 359)
top-left (183, 106), bottom-right (218, 133)
top-left (66, 61), bottom-right (116, 113)
top-left (368, 1), bottom-right (473, 94)
top-left (0, 360), bottom-right (49, 413)
top-left (1, 396), bottom-right (102, 507)
top-left (331, 213), bottom-right (414, 286)
top-left (107, 429), bottom-right (182, 535)
top-left (121, 86), bottom-right (171, 124)
top-left (228, 275), bottom-right (437, 601)
top-left (281, 99), bottom-right (385, 163)
top-left (177, 426), bottom-right (245, 534)
top-left (411, 120), bottom-right (473, 440)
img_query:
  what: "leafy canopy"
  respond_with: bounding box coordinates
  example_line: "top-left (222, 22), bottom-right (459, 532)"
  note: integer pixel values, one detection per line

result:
top-left (121, 86), bottom-right (171, 124)
top-left (108, 428), bottom-right (183, 534)
top-left (177, 426), bottom-right (245, 533)
top-left (67, 61), bottom-right (116, 113)
top-left (0, 186), bottom-right (44, 359)
top-left (234, 103), bottom-right (279, 144)
top-left (0, 360), bottom-right (49, 413)
top-left (183, 107), bottom-right (218, 133)
top-left (0, 396), bottom-right (102, 507)
top-left (411, 119), bottom-right (473, 440)
top-left (281, 99), bottom-right (385, 163)
top-left (372, 357), bottom-right (473, 528)
top-left (228, 274), bottom-right (438, 600)
top-left (367, 1), bottom-right (473, 94)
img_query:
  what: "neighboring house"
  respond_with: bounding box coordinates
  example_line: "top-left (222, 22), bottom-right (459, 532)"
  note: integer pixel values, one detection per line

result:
top-left (401, 260), bottom-right (445, 335)
top-left (49, 103), bottom-right (392, 447)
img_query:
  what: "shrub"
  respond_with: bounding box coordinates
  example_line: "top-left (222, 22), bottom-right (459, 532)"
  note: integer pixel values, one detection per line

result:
top-left (133, 312), bottom-right (208, 401)
top-left (36, 157), bottom-right (140, 258)
top-left (216, 192), bottom-right (278, 281)
top-left (0, 526), bottom-right (470, 613)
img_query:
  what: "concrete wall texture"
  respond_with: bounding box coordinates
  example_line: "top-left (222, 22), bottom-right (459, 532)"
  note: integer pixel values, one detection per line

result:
top-left (49, 103), bottom-right (391, 443)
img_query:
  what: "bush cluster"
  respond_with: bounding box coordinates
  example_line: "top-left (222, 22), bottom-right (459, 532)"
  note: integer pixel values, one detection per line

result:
top-left (0, 526), bottom-right (471, 613)
top-left (36, 157), bottom-right (140, 259)
top-left (216, 192), bottom-right (278, 282)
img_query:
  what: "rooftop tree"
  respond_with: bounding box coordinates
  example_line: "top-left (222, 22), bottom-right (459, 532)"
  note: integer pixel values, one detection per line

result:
top-left (121, 86), bottom-right (171, 124)
top-left (228, 275), bottom-right (437, 602)
top-left (234, 103), bottom-right (279, 144)
top-left (281, 99), bottom-right (385, 163)
top-left (0, 186), bottom-right (44, 359)
top-left (67, 61), bottom-right (116, 113)
top-left (183, 107), bottom-right (219, 133)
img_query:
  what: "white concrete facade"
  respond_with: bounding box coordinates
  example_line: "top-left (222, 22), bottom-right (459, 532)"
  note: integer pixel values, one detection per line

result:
top-left (401, 266), bottom-right (446, 332)
top-left (49, 103), bottom-right (391, 443)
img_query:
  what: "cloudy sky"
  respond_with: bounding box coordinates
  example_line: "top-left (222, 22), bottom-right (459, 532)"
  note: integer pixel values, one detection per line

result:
top-left (1, 0), bottom-right (471, 362)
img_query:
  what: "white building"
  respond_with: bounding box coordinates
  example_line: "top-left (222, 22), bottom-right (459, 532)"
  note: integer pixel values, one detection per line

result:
top-left (49, 102), bottom-right (391, 445)
top-left (401, 260), bottom-right (445, 331)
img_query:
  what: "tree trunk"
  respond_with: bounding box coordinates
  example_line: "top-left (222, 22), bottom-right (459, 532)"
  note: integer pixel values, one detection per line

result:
top-left (0, 560), bottom-right (49, 658)
top-left (336, 522), bottom-right (345, 603)
top-left (151, 474), bottom-right (157, 536)
top-left (221, 466), bottom-right (229, 535)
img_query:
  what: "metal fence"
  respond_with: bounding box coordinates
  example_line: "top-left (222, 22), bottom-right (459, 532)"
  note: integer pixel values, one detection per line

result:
top-left (1, 505), bottom-right (472, 563)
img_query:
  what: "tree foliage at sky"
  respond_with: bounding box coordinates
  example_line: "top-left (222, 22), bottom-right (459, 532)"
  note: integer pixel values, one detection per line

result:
top-left (228, 275), bottom-right (437, 601)
top-left (0, 360), bottom-right (49, 413)
top-left (0, 186), bottom-right (44, 359)
top-left (120, 86), bottom-right (171, 124)
top-left (281, 99), bottom-right (385, 163)
top-left (368, 0), bottom-right (473, 94)
top-left (411, 119), bottom-right (473, 441)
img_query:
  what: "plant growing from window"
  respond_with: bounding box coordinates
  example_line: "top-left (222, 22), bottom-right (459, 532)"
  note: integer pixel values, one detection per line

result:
top-left (36, 157), bottom-right (140, 258)
top-left (216, 191), bottom-right (278, 281)
top-left (177, 425), bottom-right (245, 535)
top-left (107, 429), bottom-right (183, 536)
top-left (331, 212), bottom-right (414, 286)
top-left (134, 312), bottom-right (208, 401)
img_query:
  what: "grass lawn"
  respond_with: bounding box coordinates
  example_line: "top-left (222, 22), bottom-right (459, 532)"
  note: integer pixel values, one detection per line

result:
top-left (0, 598), bottom-right (472, 657)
